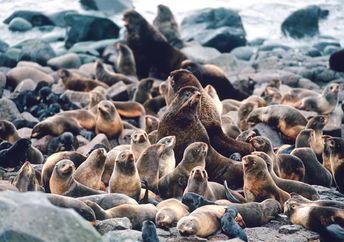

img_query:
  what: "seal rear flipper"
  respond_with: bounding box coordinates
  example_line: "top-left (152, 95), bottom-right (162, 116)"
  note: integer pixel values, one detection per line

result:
top-left (224, 180), bottom-right (241, 203)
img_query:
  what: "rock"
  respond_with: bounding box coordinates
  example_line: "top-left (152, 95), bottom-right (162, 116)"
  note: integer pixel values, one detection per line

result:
top-left (4, 10), bottom-right (54, 27)
top-left (259, 43), bottom-right (291, 52)
top-left (207, 53), bottom-right (242, 77)
top-left (77, 134), bottom-right (111, 155)
top-left (64, 13), bottom-right (119, 49)
top-left (329, 49), bottom-right (344, 72)
top-left (102, 230), bottom-right (141, 242)
top-left (313, 185), bottom-right (344, 202)
top-left (6, 66), bottom-right (54, 88)
top-left (230, 46), bottom-right (255, 61)
top-left (0, 40), bottom-right (9, 53)
top-left (0, 53), bottom-right (17, 68)
top-left (47, 53), bottom-right (81, 70)
top-left (297, 78), bottom-right (320, 90)
top-left (106, 81), bottom-right (129, 101)
top-left (8, 17), bottom-right (32, 32)
top-left (323, 45), bottom-right (341, 56)
top-left (323, 106), bottom-right (342, 137)
top-left (181, 8), bottom-right (247, 53)
top-left (302, 47), bottom-right (322, 57)
top-left (17, 127), bottom-right (32, 139)
top-left (80, 0), bottom-right (133, 13)
top-left (279, 225), bottom-right (304, 234)
top-left (281, 5), bottom-right (329, 39)
top-left (313, 40), bottom-right (341, 53)
top-left (69, 39), bottom-right (117, 56)
top-left (47, 10), bottom-right (77, 27)
top-left (14, 39), bottom-right (56, 66)
top-left (13, 78), bottom-right (36, 93)
top-left (0, 191), bottom-right (102, 242)
top-left (0, 98), bottom-right (22, 121)
top-left (249, 38), bottom-right (266, 46)
top-left (17, 61), bottom-right (53, 74)
top-left (21, 111), bottom-right (39, 123)
top-left (181, 43), bottom-right (221, 63)
top-left (78, 54), bottom-right (100, 64)
top-left (95, 218), bottom-right (132, 235)
top-left (60, 90), bottom-right (90, 106)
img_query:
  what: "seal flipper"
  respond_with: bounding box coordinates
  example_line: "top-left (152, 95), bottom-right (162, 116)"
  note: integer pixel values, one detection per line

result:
top-left (224, 180), bottom-right (241, 203)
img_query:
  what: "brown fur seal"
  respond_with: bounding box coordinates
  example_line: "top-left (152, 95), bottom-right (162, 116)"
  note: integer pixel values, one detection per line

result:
top-left (0, 120), bottom-right (43, 164)
top-left (116, 43), bottom-right (137, 77)
top-left (158, 86), bottom-right (245, 188)
top-left (243, 154), bottom-right (290, 206)
top-left (95, 100), bottom-right (123, 139)
top-left (50, 159), bottom-right (104, 197)
top-left (155, 198), bottom-right (189, 229)
top-left (183, 166), bottom-right (231, 201)
top-left (41, 151), bottom-right (86, 192)
top-left (158, 142), bottom-right (207, 199)
top-left (296, 83), bottom-right (339, 114)
top-left (221, 114), bottom-right (240, 139)
top-left (73, 148), bottom-right (107, 190)
top-left (145, 115), bottom-right (160, 134)
top-left (113, 101), bottom-right (146, 119)
top-left (143, 94), bottom-right (166, 116)
top-left (136, 143), bottom-right (166, 192)
top-left (12, 161), bottom-right (43, 192)
top-left (247, 105), bottom-right (307, 140)
top-left (85, 201), bottom-right (157, 229)
top-left (180, 60), bottom-right (248, 100)
top-left (123, 9), bottom-right (186, 79)
top-left (326, 137), bottom-right (344, 193)
top-left (78, 193), bottom-right (138, 210)
top-left (322, 135), bottom-right (332, 172)
top-left (306, 115), bottom-right (329, 158)
top-left (237, 96), bottom-right (267, 131)
top-left (58, 69), bottom-right (109, 92)
top-left (95, 60), bottom-right (136, 86)
top-left (153, 4), bottom-right (183, 49)
top-left (109, 150), bottom-right (141, 200)
top-left (157, 135), bottom-right (176, 178)
top-left (291, 147), bottom-right (332, 187)
top-left (133, 78), bottom-right (154, 104)
top-left (130, 129), bottom-right (151, 161)
top-left (253, 151), bottom-right (320, 200)
top-left (204, 84), bottom-right (223, 115)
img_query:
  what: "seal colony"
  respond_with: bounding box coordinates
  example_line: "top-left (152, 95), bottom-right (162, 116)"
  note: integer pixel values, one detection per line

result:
top-left (1, 4), bottom-right (344, 242)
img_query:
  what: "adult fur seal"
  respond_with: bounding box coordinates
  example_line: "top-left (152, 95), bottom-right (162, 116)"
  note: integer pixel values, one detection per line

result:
top-left (12, 161), bottom-right (43, 192)
top-left (155, 198), bottom-right (189, 229)
top-left (123, 9), bottom-right (186, 79)
top-left (242, 154), bottom-right (290, 206)
top-left (109, 150), bottom-right (141, 200)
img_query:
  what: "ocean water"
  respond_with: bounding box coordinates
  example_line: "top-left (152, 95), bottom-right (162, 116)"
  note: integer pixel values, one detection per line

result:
top-left (0, 0), bottom-right (343, 49)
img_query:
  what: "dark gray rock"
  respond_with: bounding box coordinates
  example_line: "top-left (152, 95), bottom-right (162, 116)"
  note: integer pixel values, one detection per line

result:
top-left (80, 0), bottom-right (133, 13)
top-left (231, 46), bottom-right (255, 61)
top-left (0, 52), bottom-right (17, 68)
top-left (323, 45), bottom-right (341, 56)
top-left (0, 40), bottom-right (9, 53)
top-left (281, 5), bottom-right (329, 39)
top-left (64, 13), bottom-right (119, 49)
top-left (102, 230), bottom-right (142, 242)
top-left (14, 39), bottom-right (56, 66)
top-left (181, 43), bottom-right (221, 63)
top-left (0, 98), bottom-right (22, 121)
top-left (181, 8), bottom-right (246, 53)
top-left (0, 191), bottom-right (102, 242)
top-left (313, 40), bottom-right (341, 53)
top-left (106, 81), bottom-right (129, 101)
top-left (47, 53), bottom-right (81, 70)
top-left (279, 225), bottom-right (304, 234)
top-left (4, 10), bottom-right (54, 27)
top-left (259, 43), bottom-right (291, 52)
top-left (8, 17), bottom-right (32, 32)
top-left (47, 10), bottom-right (77, 27)
top-left (249, 38), bottom-right (266, 46)
top-left (95, 218), bottom-right (132, 235)
top-left (302, 47), bottom-right (322, 57)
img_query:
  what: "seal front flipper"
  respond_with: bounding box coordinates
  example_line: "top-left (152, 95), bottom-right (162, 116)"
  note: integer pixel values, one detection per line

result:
top-left (224, 180), bottom-right (241, 203)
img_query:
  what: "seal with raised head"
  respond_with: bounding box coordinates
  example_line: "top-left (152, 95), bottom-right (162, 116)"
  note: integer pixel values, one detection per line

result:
top-left (133, 78), bottom-right (154, 104)
top-left (157, 135), bottom-right (176, 178)
top-left (12, 161), bottom-right (43, 192)
top-left (130, 129), bottom-right (151, 161)
top-left (116, 42), bottom-right (137, 77)
top-left (109, 150), bottom-right (141, 200)
top-left (243, 154), bottom-right (290, 206)
top-left (326, 137), bottom-right (344, 193)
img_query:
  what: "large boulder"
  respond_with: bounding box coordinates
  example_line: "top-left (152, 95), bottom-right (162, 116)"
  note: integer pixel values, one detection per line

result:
top-left (13, 39), bottom-right (56, 66)
top-left (80, 0), bottom-right (133, 13)
top-left (181, 8), bottom-right (247, 53)
top-left (281, 5), bottom-right (329, 39)
top-left (6, 66), bottom-right (54, 88)
top-left (0, 191), bottom-right (102, 242)
top-left (0, 98), bottom-right (22, 121)
top-left (3, 10), bottom-right (54, 27)
top-left (47, 53), bottom-right (82, 70)
top-left (64, 13), bottom-right (119, 49)
top-left (8, 17), bottom-right (32, 32)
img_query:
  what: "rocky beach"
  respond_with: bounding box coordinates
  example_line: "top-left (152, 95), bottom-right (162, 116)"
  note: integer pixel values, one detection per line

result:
top-left (0, 0), bottom-right (344, 241)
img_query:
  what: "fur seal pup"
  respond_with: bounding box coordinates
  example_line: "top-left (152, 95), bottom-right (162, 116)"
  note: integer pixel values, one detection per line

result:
top-left (137, 143), bottom-right (166, 192)
top-left (155, 198), bottom-right (189, 229)
top-left (157, 135), bottom-right (176, 178)
top-left (95, 60), bottom-right (136, 86)
top-left (247, 105), bottom-right (307, 140)
top-left (58, 69), bottom-right (109, 92)
top-left (133, 78), bottom-right (154, 104)
top-left (284, 200), bottom-right (344, 241)
top-left (158, 142), bottom-right (207, 199)
top-left (41, 151), bottom-right (86, 192)
top-left (221, 114), bottom-right (240, 139)
top-left (253, 151), bottom-right (319, 200)
top-left (130, 129), bottom-right (151, 161)
top-left (305, 115), bottom-right (328, 158)
top-left (50, 159), bottom-right (104, 197)
top-left (109, 150), bottom-right (141, 200)
top-left (46, 194), bottom-right (96, 223)
top-left (116, 43), bottom-right (137, 77)
top-left (326, 137), bottom-right (344, 193)
top-left (84, 201), bottom-right (157, 229)
top-left (142, 220), bottom-right (159, 242)
top-left (73, 148), bottom-right (107, 190)
top-left (123, 9), bottom-right (186, 79)
top-left (78, 193), bottom-right (138, 210)
top-left (296, 83), bottom-right (339, 114)
top-left (291, 148), bottom-right (332, 187)
top-left (221, 207), bottom-right (248, 242)
top-left (0, 138), bottom-right (31, 168)
top-left (180, 60), bottom-right (248, 100)
top-left (46, 132), bottom-right (79, 155)
top-left (153, 4), bottom-right (183, 49)
top-left (12, 161), bottom-right (43, 192)
top-left (204, 84), bottom-right (223, 115)
top-left (183, 166), bottom-right (232, 201)
top-left (243, 154), bottom-right (290, 206)
top-left (95, 100), bottom-right (123, 139)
